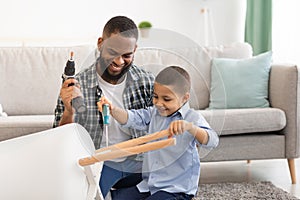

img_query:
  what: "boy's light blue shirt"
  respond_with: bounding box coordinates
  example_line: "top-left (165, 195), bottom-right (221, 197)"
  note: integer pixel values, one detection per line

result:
top-left (122, 103), bottom-right (219, 195)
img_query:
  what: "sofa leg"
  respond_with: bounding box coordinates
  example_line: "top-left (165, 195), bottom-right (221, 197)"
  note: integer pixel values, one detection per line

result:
top-left (247, 160), bottom-right (251, 164)
top-left (287, 158), bottom-right (296, 184)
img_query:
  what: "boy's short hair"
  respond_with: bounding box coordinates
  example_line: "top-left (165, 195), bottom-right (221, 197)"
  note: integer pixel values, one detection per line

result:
top-left (103, 16), bottom-right (138, 40)
top-left (155, 66), bottom-right (191, 95)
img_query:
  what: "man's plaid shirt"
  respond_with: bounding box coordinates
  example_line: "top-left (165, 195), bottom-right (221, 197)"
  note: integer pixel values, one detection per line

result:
top-left (53, 63), bottom-right (154, 150)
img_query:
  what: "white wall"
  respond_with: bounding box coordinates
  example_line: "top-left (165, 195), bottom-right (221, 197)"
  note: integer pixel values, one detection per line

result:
top-left (1, 0), bottom-right (298, 66)
top-left (0, 0), bottom-right (246, 46)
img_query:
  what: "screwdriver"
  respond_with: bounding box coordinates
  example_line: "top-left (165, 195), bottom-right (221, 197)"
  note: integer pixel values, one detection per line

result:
top-left (102, 104), bottom-right (110, 147)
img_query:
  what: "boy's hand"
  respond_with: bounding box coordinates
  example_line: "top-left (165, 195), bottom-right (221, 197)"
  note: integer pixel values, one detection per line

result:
top-left (97, 96), bottom-right (128, 125)
top-left (97, 96), bottom-right (113, 112)
top-left (168, 120), bottom-right (193, 137)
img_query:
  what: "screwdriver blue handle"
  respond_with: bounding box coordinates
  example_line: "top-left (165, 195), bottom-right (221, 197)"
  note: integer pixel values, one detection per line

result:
top-left (102, 104), bottom-right (110, 125)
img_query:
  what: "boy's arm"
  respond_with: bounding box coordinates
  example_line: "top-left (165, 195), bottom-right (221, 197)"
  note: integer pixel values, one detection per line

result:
top-left (188, 124), bottom-right (209, 145)
top-left (110, 106), bottom-right (128, 125)
top-left (97, 97), bottom-right (128, 125)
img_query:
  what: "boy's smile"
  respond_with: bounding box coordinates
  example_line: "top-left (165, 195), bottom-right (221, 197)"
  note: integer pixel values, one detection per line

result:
top-left (153, 82), bottom-right (189, 117)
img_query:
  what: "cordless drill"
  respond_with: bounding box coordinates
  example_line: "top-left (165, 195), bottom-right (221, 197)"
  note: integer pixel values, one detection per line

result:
top-left (62, 52), bottom-right (86, 113)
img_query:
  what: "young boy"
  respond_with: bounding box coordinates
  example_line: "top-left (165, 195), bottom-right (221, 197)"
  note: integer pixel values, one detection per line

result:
top-left (98, 66), bottom-right (219, 200)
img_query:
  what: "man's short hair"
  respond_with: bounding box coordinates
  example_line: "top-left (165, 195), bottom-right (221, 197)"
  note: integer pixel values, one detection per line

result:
top-left (103, 16), bottom-right (138, 40)
top-left (155, 66), bottom-right (191, 95)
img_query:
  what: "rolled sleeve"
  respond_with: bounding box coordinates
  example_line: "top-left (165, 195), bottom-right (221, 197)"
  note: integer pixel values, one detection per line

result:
top-left (122, 110), bottom-right (136, 128)
top-left (120, 108), bottom-right (152, 131)
top-left (203, 128), bottom-right (219, 148)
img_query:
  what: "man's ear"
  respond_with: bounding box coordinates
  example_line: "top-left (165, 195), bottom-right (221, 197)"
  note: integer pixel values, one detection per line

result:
top-left (97, 37), bottom-right (103, 51)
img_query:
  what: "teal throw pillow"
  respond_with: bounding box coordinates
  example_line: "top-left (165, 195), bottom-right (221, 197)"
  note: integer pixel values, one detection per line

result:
top-left (208, 51), bottom-right (272, 109)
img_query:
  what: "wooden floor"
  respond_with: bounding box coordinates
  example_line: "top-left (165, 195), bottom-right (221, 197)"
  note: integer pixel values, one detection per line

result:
top-left (200, 158), bottom-right (300, 198)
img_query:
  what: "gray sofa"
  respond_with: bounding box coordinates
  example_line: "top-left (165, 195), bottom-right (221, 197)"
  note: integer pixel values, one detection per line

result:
top-left (0, 43), bottom-right (298, 184)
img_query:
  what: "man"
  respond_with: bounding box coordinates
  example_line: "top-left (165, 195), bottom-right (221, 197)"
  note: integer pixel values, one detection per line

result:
top-left (53, 16), bottom-right (154, 198)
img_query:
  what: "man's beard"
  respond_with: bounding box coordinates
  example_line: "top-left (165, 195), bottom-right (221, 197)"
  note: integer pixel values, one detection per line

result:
top-left (96, 56), bottom-right (132, 81)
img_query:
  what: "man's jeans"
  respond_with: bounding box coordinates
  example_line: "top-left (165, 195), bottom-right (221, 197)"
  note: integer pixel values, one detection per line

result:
top-left (99, 159), bottom-right (142, 198)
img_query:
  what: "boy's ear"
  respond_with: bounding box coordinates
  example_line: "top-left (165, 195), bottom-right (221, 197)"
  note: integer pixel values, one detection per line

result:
top-left (183, 92), bottom-right (190, 103)
top-left (133, 44), bottom-right (137, 52)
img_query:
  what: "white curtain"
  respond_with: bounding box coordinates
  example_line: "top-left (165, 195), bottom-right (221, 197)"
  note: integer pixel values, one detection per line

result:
top-left (272, 0), bottom-right (300, 66)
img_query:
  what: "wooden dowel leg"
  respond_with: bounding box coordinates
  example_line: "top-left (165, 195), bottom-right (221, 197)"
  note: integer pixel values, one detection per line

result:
top-left (78, 156), bottom-right (99, 167)
top-left (95, 130), bottom-right (169, 154)
top-left (79, 138), bottom-right (176, 166)
top-left (94, 138), bottom-right (176, 163)
top-left (287, 158), bottom-right (296, 184)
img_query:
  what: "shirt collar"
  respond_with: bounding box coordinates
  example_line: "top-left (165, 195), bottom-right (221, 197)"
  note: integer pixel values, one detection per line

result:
top-left (168, 102), bottom-right (190, 119)
top-left (127, 64), bottom-right (140, 81)
top-left (86, 63), bottom-right (98, 89)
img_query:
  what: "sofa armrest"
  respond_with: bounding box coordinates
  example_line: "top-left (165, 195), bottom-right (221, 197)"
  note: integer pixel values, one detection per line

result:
top-left (269, 64), bottom-right (300, 158)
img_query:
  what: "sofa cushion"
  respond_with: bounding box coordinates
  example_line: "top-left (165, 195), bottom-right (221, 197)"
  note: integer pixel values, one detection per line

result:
top-left (204, 42), bottom-right (253, 59)
top-left (208, 51), bottom-right (272, 109)
top-left (135, 47), bottom-right (210, 109)
top-left (199, 107), bottom-right (286, 136)
top-left (0, 115), bottom-right (54, 141)
top-left (0, 45), bottom-right (95, 115)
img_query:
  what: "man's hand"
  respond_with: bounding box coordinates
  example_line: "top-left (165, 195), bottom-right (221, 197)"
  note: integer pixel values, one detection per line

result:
top-left (60, 79), bottom-right (82, 114)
